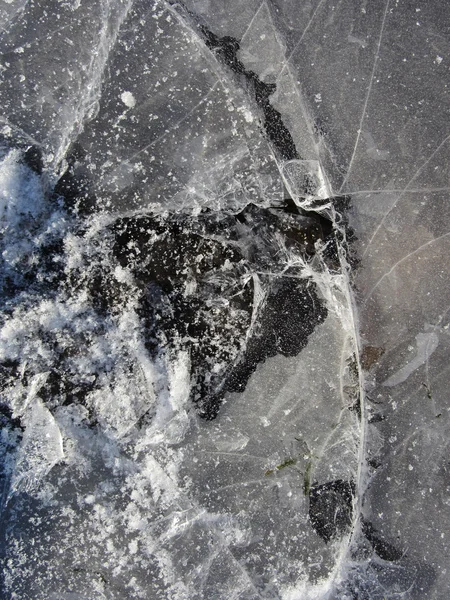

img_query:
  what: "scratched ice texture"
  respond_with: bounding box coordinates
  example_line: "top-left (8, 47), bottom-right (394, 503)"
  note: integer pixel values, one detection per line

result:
top-left (0, 1), bottom-right (449, 599)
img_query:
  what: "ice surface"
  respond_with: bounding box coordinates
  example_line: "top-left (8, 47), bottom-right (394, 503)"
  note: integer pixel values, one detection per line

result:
top-left (1, 0), bottom-right (450, 598)
top-left (382, 330), bottom-right (439, 388)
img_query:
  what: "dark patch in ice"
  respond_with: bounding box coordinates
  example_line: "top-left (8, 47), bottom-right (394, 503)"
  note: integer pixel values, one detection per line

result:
top-left (361, 519), bottom-right (403, 562)
top-left (196, 22), bottom-right (299, 160)
top-left (111, 204), bottom-right (328, 419)
top-left (53, 142), bottom-right (95, 215)
top-left (345, 353), bottom-right (361, 420)
top-left (308, 479), bottom-right (355, 543)
top-left (368, 412), bottom-right (385, 424)
top-left (1, 238), bottom-right (65, 303)
top-left (280, 195), bottom-right (358, 272)
top-left (0, 123), bottom-right (355, 434)
top-left (360, 345), bottom-right (385, 371)
top-left (54, 169), bottom-right (96, 216)
top-left (281, 194), bottom-right (359, 275)
top-left (225, 277), bottom-right (327, 395)
top-left (45, 147), bottom-right (353, 423)
top-left (22, 145), bottom-right (43, 176)
top-left (367, 458), bottom-right (382, 470)
top-left (0, 402), bottom-right (22, 433)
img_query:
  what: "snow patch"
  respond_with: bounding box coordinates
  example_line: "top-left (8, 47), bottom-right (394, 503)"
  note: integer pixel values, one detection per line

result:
top-left (120, 90), bottom-right (136, 108)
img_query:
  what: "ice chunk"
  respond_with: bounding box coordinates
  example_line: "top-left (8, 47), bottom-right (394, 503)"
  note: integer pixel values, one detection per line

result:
top-left (281, 159), bottom-right (331, 206)
top-left (8, 399), bottom-right (64, 498)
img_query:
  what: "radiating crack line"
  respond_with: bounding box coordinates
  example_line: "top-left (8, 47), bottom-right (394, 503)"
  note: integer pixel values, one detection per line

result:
top-left (361, 133), bottom-right (450, 258)
top-left (349, 186), bottom-right (450, 195)
top-left (240, 0), bottom-right (266, 44)
top-left (339, 0), bottom-right (391, 193)
top-left (364, 230), bottom-right (450, 301)
top-left (278, 0), bottom-right (326, 76)
top-left (121, 81), bottom-right (219, 164)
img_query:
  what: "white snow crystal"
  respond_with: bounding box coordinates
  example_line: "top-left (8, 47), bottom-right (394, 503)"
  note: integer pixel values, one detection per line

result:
top-left (8, 399), bottom-right (64, 499)
top-left (120, 91), bottom-right (136, 108)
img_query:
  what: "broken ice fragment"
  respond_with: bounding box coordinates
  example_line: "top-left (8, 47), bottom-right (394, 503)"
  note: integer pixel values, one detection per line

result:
top-left (8, 398), bottom-right (64, 499)
top-left (111, 205), bottom-right (329, 420)
top-left (281, 159), bottom-right (330, 206)
top-left (195, 20), bottom-right (299, 160)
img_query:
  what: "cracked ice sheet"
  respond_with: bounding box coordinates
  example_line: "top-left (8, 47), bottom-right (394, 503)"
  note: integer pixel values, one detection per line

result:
top-left (0, 0), bottom-right (134, 166)
top-left (2, 0), bottom-right (449, 598)
top-left (0, 150), bottom-right (358, 597)
top-left (0, 143), bottom-right (359, 599)
top-left (180, 311), bottom-right (360, 585)
top-left (337, 3), bottom-right (450, 594)
top-left (0, 4), bottom-right (360, 599)
top-left (269, 0), bottom-right (450, 196)
top-left (1, 313), bottom-right (359, 599)
top-left (218, 0), bottom-right (450, 595)
top-left (183, 0), bottom-right (265, 39)
top-left (8, 398), bottom-right (64, 499)
top-left (75, 0), bottom-right (282, 213)
top-left (183, 0), bottom-right (322, 169)
top-left (237, 1), bottom-right (321, 165)
top-left (348, 185), bottom-right (450, 597)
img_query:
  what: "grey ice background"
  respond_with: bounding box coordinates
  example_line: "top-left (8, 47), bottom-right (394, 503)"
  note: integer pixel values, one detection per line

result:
top-left (1, 0), bottom-right (450, 598)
